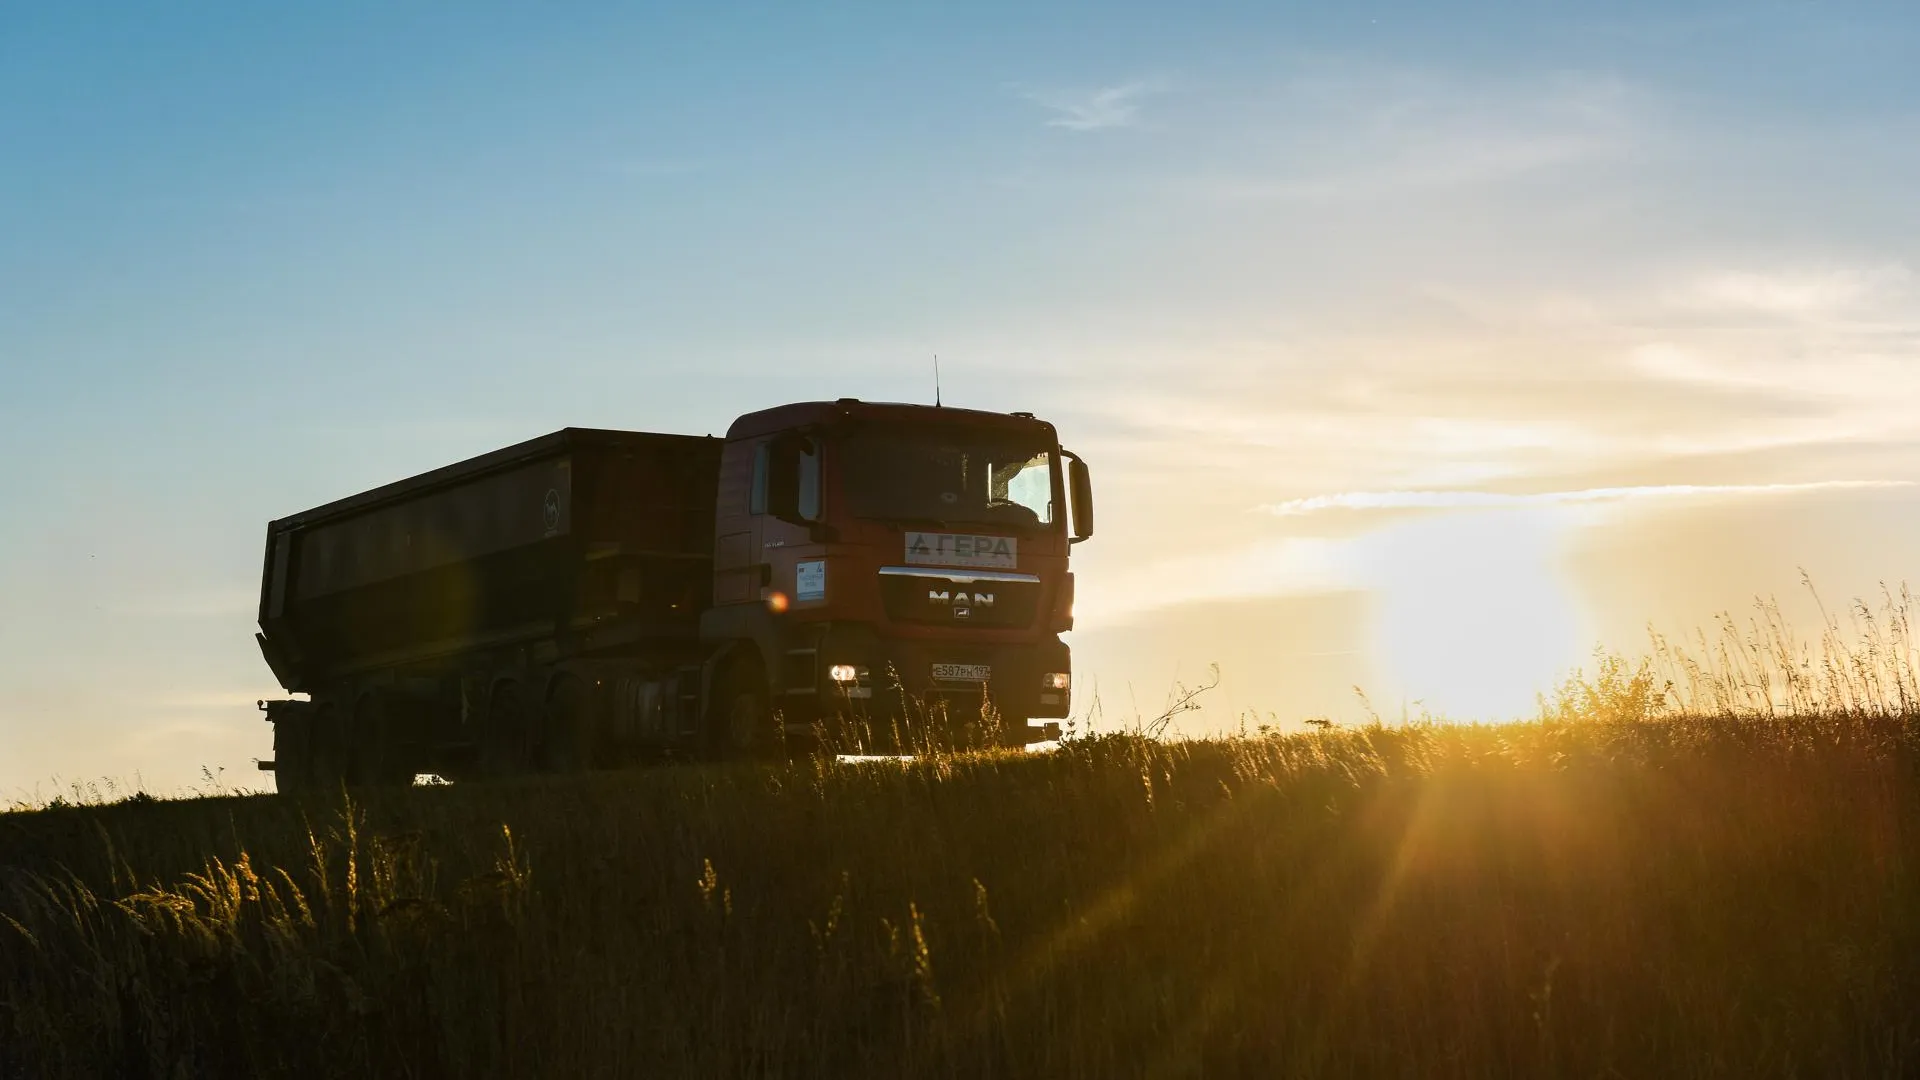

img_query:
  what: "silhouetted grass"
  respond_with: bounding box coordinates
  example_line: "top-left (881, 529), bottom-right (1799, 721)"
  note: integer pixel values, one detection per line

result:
top-left (5, 590), bottom-right (1920, 1077)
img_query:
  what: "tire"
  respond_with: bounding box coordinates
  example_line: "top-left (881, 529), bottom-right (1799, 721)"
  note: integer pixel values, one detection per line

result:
top-left (272, 709), bottom-right (316, 797)
top-left (539, 676), bottom-right (597, 774)
top-left (711, 660), bottom-right (772, 759)
top-left (995, 715), bottom-right (1041, 747)
top-left (307, 703), bottom-right (350, 796)
top-left (349, 694), bottom-right (416, 788)
top-left (921, 692), bottom-right (997, 752)
top-left (480, 682), bottom-right (531, 778)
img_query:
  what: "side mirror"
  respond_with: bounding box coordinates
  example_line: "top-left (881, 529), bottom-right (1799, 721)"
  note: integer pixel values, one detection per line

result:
top-left (1066, 452), bottom-right (1094, 543)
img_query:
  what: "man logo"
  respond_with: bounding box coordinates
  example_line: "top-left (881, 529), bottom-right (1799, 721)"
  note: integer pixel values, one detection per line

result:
top-left (927, 589), bottom-right (995, 608)
top-left (929, 588), bottom-right (994, 620)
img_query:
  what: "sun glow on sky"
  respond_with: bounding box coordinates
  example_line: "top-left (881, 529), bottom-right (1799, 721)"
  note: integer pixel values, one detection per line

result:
top-left (1070, 503), bottom-right (1593, 725)
top-left (1067, 477), bottom-right (1920, 733)
top-left (1356, 508), bottom-right (1584, 721)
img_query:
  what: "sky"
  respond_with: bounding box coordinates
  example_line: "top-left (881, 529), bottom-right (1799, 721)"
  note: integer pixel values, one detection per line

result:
top-left (4, 2), bottom-right (1920, 794)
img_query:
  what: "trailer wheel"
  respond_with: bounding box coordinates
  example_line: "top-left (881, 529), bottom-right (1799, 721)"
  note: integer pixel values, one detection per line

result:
top-left (350, 694), bottom-right (415, 788)
top-left (712, 661), bottom-right (772, 759)
top-left (539, 676), bottom-right (597, 774)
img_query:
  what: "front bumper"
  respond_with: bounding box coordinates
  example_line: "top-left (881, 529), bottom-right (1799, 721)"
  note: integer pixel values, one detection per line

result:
top-left (775, 622), bottom-right (1070, 732)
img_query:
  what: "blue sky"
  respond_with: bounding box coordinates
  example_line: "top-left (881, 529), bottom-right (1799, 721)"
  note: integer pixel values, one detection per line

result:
top-left (4, 2), bottom-right (1920, 793)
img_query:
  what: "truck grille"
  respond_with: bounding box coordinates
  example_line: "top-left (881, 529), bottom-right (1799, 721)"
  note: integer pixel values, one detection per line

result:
top-left (878, 566), bottom-right (1040, 629)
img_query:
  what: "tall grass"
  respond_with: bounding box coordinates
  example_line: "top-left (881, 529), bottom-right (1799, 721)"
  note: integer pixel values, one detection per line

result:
top-left (1650, 579), bottom-right (1920, 719)
top-left (4, 591), bottom-right (1919, 1078)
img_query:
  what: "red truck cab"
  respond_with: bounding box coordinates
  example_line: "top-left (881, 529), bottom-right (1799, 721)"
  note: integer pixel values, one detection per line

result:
top-left (698, 399), bottom-right (1092, 749)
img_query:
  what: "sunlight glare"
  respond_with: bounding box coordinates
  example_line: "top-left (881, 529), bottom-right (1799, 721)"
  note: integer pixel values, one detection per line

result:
top-left (1356, 507), bottom-right (1585, 720)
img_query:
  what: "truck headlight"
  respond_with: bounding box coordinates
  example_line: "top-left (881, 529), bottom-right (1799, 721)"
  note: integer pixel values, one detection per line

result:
top-left (1042, 672), bottom-right (1070, 691)
top-left (829, 664), bottom-right (860, 684)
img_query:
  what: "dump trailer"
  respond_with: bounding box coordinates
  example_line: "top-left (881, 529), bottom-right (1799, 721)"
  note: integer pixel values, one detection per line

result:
top-left (256, 400), bottom-right (1093, 790)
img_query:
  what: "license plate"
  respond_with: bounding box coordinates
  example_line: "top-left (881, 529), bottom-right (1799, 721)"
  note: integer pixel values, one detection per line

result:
top-left (931, 663), bottom-right (992, 682)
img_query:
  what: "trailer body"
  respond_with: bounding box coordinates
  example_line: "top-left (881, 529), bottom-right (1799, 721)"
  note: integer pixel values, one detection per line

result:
top-left (259, 428), bottom-right (719, 691)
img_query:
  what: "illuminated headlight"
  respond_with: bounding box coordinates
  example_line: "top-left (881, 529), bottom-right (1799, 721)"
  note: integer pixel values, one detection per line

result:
top-left (829, 664), bottom-right (860, 684)
top-left (1042, 672), bottom-right (1071, 691)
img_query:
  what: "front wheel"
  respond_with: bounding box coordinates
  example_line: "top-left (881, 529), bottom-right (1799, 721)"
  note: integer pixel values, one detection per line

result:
top-left (539, 676), bottom-right (598, 774)
top-left (272, 708), bottom-right (317, 797)
top-left (996, 716), bottom-right (1064, 747)
top-left (480, 682), bottom-right (531, 778)
top-left (711, 662), bottom-right (773, 759)
top-left (305, 703), bottom-right (351, 795)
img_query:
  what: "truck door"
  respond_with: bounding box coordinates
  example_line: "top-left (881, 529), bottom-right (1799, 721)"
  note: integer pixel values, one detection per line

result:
top-left (714, 434), bottom-right (822, 607)
top-left (758, 433), bottom-right (823, 605)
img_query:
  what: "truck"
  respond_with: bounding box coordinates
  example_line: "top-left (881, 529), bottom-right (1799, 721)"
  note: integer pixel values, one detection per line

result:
top-left (254, 398), bottom-right (1093, 791)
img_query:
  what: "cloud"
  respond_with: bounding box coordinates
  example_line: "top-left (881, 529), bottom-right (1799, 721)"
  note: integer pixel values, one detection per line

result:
top-left (1056, 246), bottom-right (1920, 514)
top-left (1075, 537), bottom-right (1352, 624)
top-left (1191, 131), bottom-right (1616, 202)
top-left (1169, 67), bottom-right (1639, 202)
top-left (614, 159), bottom-right (704, 178)
top-left (1668, 264), bottom-right (1918, 321)
top-left (1019, 79), bottom-right (1166, 131)
top-left (1627, 262), bottom-right (1920, 414)
top-left (1260, 480), bottom-right (1913, 517)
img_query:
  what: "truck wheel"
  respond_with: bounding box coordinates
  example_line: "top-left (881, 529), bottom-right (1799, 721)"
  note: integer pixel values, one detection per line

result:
top-left (307, 703), bottom-right (350, 796)
top-left (480, 682), bottom-right (530, 778)
top-left (995, 715), bottom-right (1035, 747)
top-left (350, 694), bottom-right (416, 788)
top-left (539, 676), bottom-right (596, 774)
top-left (712, 662), bottom-right (772, 759)
top-left (362, 691), bottom-right (420, 787)
top-left (273, 710), bottom-right (316, 797)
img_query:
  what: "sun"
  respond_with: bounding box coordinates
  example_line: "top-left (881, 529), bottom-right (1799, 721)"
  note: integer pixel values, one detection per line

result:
top-left (1354, 507), bottom-right (1586, 721)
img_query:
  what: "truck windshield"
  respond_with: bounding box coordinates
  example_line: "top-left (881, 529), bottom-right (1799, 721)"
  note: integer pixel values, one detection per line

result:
top-left (842, 429), bottom-right (1057, 530)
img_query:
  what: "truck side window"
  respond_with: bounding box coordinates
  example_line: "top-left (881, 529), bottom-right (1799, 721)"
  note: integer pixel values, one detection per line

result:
top-left (760, 434), bottom-right (820, 523)
top-left (797, 438), bottom-right (820, 521)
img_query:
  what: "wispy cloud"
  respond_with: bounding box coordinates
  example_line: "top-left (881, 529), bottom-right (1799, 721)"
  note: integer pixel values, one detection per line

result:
top-left (1191, 130), bottom-right (1616, 203)
top-left (1261, 480), bottom-right (1913, 517)
top-left (1665, 263), bottom-right (1918, 321)
top-left (1019, 79), bottom-right (1167, 131)
top-left (1173, 68), bottom-right (1639, 202)
top-left (613, 159), bottom-right (705, 178)
top-left (1074, 537), bottom-right (1352, 624)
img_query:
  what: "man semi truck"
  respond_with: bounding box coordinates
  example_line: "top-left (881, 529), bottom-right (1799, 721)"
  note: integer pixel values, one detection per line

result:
top-left (254, 399), bottom-right (1093, 791)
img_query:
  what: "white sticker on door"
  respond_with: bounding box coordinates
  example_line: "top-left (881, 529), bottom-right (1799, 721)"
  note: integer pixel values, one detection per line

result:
top-left (795, 559), bottom-right (827, 602)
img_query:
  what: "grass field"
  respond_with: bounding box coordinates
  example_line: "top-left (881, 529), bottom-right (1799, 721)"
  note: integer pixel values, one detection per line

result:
top-left (5, 590), bottom-right (1920, 1078)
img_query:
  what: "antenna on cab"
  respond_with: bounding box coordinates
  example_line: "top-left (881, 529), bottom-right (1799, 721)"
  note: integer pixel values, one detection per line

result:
top-left (934, 354), bottom-right (942, 407)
